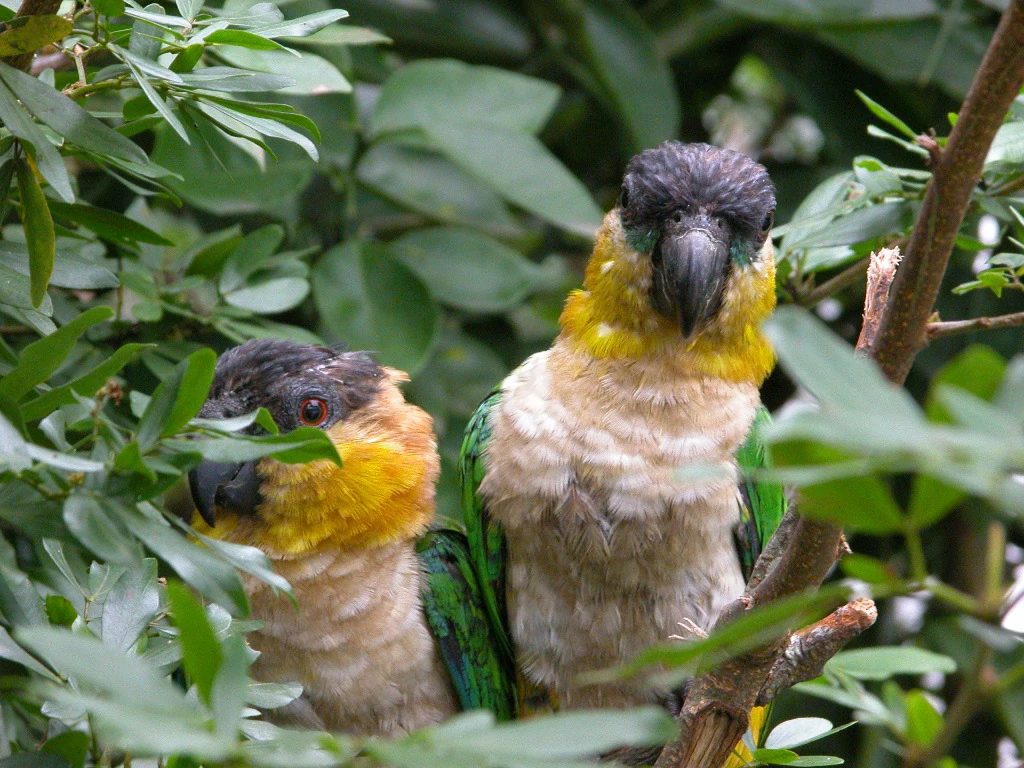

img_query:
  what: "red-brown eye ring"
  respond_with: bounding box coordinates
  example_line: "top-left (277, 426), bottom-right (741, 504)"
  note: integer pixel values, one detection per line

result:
top-left (299, 398), bottom-right (328, 427)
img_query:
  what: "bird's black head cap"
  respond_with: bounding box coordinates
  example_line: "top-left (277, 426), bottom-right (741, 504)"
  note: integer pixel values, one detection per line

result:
top-left (201, 338), bottom-right (384, 432)
top-left (619, 141), bottom-right (776, 255)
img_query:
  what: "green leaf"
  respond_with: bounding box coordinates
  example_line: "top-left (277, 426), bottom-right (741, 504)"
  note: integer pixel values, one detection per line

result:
top-left (100, 558), bottom-right (159, 652)
top-left (285, 25), bottom-right (390, 46)
top-left (63, 495), bottom-right (140, 564)
top-left (111, 45), bottom-right (189, 141)
top-left (251, 9), bottom-right (349, 39)
top-left (0, 61), bottom-right (149, 166)
top-left (427, 122), bottom-right (603, 238)
top-left (174, 0), bottom-right (201, 23)
top-left (772, 442), bottom-right (905, 534)
top-left (17, 624), bottom-right (200, 720)
top-left (548, 0), bottom-right (679, 151)
top-left (93, 0), bottom-right (125, 17)
top-left (752, 748), bottom-right (800, 765)
top-left (987, 121), bottom-right (1024, 165)
top-left (44, 594), bottom-right (77, 626)
top-left (0, 558), bottom-right (45, 626)
top-left (855, 90), bottom-right (916, 138)
top-left (905, 689), bottom-right (943, 746)
top-left (765, 307), bottom-right (922, 424)
top-left (0, 305), bottom-right (113, 404)
top-left (136, 348), bottom-right (217, 450)
top-left (0, 15), bottom-right (71, 57)
top-left (167, 425), bottom-right (340, 465)
top-left (372, 59), bottom-right (560, 137)
top-left (123, 508), bottom-right (247, 615)
top-left (167, 580), bottom-right (223, 705)
top-left (313, 240), bottom-right (439, 375)
top-left (42, 732), bottom-right (90, 768)
top-left (170, 43), bottom-right (204, 73)
top-left (211, 633), bottom-right (248, 737)
top-left (356, 142), bottom-right (519, 237)
top-left (0, 79), bottom-right (72, 201)
top-left (224, 277), bottom-right (309, 314)
top-left (789, 202), bottom-right (910, 249)
top-left (195, 533), bottom-right (292, 599)
top-left (216, 47), bottom-right (350, 94)
top-left (391, 226), bottom-right (534, 313)
top-left (826, 647), bottom-right (957, 681)
top-left (22, 342), bottom-right (153, 421)
top-left (15, 157), bottom-right (54, 307)
top-left (205, 28), bottom-right (289, 52)
top-left (840, 554), bottom-right (899, 586)
top-left (48, 201), bottom-right (172, 246)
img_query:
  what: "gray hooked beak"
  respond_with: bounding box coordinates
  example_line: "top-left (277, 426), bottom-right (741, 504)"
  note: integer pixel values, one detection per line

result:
top-left (651, 228), bottom-right (730, 337)
top-left (188, 460), bottom-right (262, 527)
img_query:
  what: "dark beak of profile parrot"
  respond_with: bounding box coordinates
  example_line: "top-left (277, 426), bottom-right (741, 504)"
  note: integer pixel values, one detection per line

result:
top-left (188, 460), bottom-right (262, 527)
top-left (651, 215), bottom-right (731, 338)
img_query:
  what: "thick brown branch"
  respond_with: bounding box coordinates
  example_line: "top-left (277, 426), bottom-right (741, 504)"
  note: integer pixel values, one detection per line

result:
top-left (756, 598), bottom-right (878, 705)
top-left (925, 310), bottom-right (1024, 342)
top-left (657, 6), bottom-right (1024, 765)
top-left (866, 0), bottom-right (1024, 385)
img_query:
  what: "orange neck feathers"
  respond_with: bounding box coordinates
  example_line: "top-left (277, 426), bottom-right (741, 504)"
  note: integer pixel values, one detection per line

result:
top-left (195, 369), bottom-right (438, 556)
top-left (559, 212), bottom-right (777, 384)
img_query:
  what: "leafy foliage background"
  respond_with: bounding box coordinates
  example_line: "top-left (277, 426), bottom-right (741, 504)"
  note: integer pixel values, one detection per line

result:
top-left (1, 0), bottom-right (1024, 766)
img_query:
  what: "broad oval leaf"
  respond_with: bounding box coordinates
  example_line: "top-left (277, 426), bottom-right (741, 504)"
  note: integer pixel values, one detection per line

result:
top-left (313, 240), bottom-right (439, 375)
top-left (390, 226), bottom-right (534, 313)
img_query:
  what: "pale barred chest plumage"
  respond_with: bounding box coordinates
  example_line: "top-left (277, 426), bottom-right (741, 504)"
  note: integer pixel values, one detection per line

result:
top-left (243, 541), bottom-right (458, 735)
top-left (479, 341), bottom-right (759, 708)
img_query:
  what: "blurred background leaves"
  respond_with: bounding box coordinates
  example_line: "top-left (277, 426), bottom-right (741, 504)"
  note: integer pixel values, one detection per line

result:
top-left (2, 0), bottom-right (1024, 766)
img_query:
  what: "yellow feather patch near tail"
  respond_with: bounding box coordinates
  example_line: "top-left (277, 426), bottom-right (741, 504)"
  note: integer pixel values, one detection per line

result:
top-left (723, 705), bottom-right (767, 768)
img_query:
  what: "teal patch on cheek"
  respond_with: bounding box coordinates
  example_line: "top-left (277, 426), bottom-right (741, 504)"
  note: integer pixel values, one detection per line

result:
top-left (730, 238), bottom-right (755, 267)
top-left (624, 227), bottom-right (657, 254)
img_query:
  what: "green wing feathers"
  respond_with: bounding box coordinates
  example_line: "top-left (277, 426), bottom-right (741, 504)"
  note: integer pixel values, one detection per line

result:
top-left (416, 527), bottom-right (516, 720)
top-left (458, 388), bottom-right (515, 666)
top-left (734, 405), bottom-right (786, 581)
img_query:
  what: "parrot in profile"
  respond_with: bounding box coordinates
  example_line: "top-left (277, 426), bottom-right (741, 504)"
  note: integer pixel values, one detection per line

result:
top-left (460, 141), bottom-right (785, 758)
top-left (187, 339), bottom-right (514, 735)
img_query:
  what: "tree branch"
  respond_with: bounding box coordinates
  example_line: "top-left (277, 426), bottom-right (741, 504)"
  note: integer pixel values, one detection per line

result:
top-left (865, 0), bottom-right (1024, 383)
top-left (1, 0), bottom-right (63, 72)
top-left (657, 4), bottom-right (1024, 765)
top-left (796, 257), bottom-right (870, 308)
top-left (925, 310), bottom-right (1024, 342)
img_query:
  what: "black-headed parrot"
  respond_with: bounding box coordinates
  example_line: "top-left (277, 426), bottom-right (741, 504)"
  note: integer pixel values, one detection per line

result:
top-left (187, 339), bottom-right (516, 734)
top-left (459, 141), bottom-right (787, 763)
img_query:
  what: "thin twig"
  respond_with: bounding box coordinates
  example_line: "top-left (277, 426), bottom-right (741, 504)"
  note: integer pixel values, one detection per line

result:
top-left (796, 257), bottom-right (870, 308)
top-left (925, 310), bottom-right (1024, 342)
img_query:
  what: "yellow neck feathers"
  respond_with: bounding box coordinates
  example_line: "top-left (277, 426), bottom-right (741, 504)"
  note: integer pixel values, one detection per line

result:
top-left (559, 211), bottom-right (777, 384)
top-left (196, 372), bottom-right (438, 557)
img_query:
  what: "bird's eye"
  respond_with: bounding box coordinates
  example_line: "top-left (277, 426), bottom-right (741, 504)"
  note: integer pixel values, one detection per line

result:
top-left (299, 398), bottom-right (328, 427)
top-left (761, 211), bottom-right (775, 233)
top-left (619, 185), bottom-right (629, 209)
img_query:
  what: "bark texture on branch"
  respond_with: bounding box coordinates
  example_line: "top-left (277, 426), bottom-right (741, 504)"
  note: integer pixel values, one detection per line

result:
top-left (865, 0), bottom-right (1024, 384)
top-left (657, 4), bottom-right (1024, 765)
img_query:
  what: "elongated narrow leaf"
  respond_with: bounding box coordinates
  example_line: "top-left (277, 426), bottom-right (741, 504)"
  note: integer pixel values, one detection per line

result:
top-left (855, 90), bottom-right (916, 138)
top-left (48, 201), bottom-right (172, 245)
top-left (0, 306), bottom-right (114, 403)
top-left (0, 79), bottom-right (73, 201)
top-left (136, 348), bottom-right (216, 449)
top-left (0, 61), bottom-right (148, 167)
top-left (250, 9), bottom-right (349, 39)
top-left (167, 581), bottom-right (223, 705)
top-left (204, 29), bottom-right (289, 52)
top-left (23, 343), bottom-right (153, 420)
top-left (15, 158), bottom-right (54, 307)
